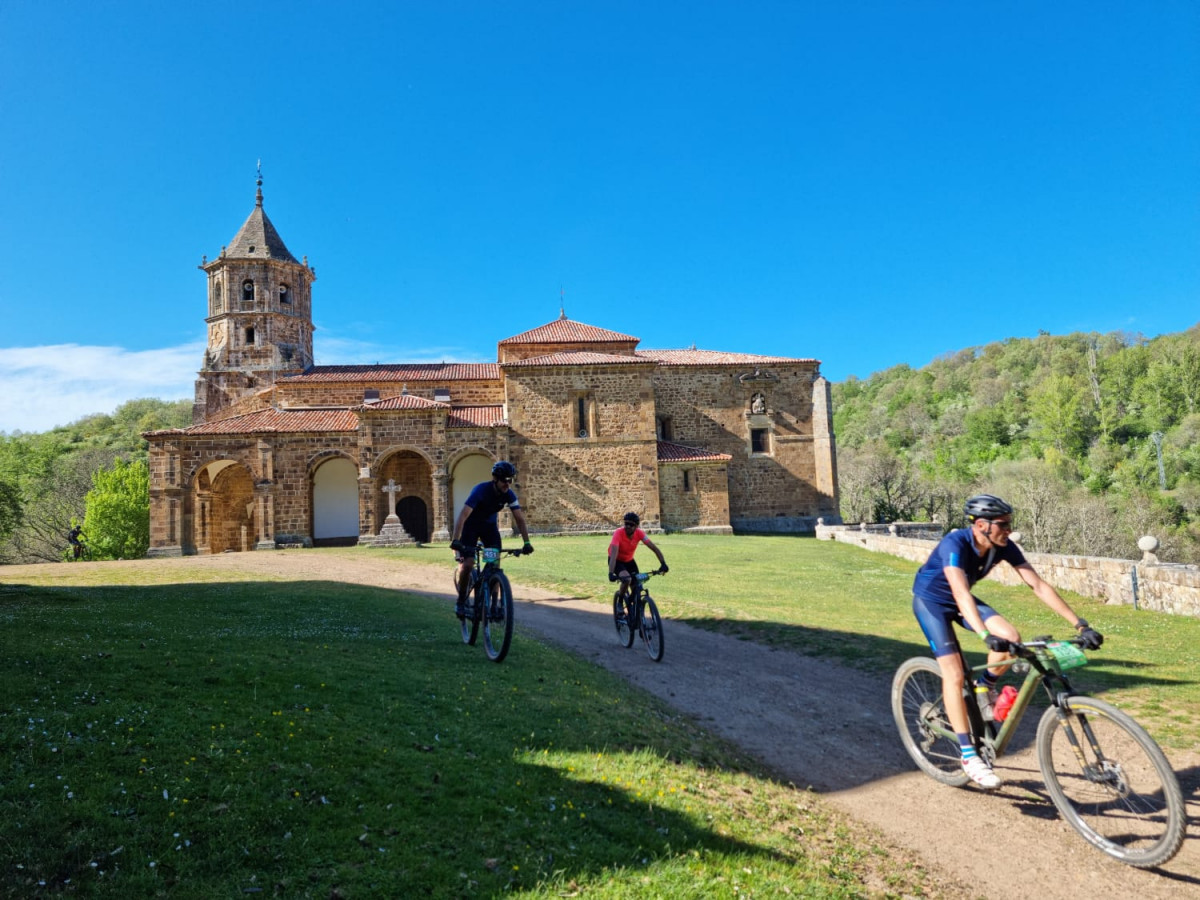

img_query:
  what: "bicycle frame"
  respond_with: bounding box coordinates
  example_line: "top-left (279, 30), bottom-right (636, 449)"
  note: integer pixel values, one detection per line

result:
top-left (951, 639), bottom-right (1079, 759)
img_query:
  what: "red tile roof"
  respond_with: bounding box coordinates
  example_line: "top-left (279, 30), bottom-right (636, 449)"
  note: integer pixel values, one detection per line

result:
top-left (500, 316), bottom-right (638, 345)
top-left (501, 351), bottom-right (652, 368)
top-left (355, 394), bottom-right (449, 411)
top-left (448, 405), bottom-right (506, 428)
top-left (282, 363), bottom-right (499, 382)
top-left (150, 408), bottom-right (360, 436)
top-left (657, 440), bottom-right (732, 462)
top-left (637, 349), bottom-right (818, 366)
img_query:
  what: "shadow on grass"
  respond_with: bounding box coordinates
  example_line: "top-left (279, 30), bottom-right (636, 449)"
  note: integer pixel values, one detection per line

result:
top-left (0, 578), bottom-right (837, 895)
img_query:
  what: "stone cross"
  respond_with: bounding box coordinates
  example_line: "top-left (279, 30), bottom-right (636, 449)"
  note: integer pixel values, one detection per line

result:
top-left (381, 478), bottom-right (402, 523)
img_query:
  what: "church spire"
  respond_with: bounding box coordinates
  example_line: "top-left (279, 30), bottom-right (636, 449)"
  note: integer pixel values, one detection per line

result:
top-left (255, 159), bottom-right (264, 208)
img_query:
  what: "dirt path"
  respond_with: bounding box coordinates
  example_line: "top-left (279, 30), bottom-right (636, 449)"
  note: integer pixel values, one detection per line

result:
top-left (16, 552), bottom-right (1199, 897)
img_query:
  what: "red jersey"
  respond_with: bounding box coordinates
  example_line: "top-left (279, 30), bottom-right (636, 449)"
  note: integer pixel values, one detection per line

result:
top-left (609, 526), bottom-right (647, 563)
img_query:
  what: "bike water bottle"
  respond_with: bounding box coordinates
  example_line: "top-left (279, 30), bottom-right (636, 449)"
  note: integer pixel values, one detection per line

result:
top-left (993, 685), bottom-right (1019, 722)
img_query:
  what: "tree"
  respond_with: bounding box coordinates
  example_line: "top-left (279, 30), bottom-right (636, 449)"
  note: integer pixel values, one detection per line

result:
top-left (0, 476), bottom-right (20, 543)
top-left (83, 458), bottom-right (150, 560)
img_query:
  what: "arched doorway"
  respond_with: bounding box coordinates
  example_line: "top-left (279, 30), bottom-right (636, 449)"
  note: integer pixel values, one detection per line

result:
top-left (313, 457), bottom-right (359, 546)
top-left (375, 450), bottom-right (433, 540)
top-left (451, 454), bottom-right (493, 526)
top-left (198, 461), bottom-right (256, 554)
top-left (398, 496), bottom-right (429, 542)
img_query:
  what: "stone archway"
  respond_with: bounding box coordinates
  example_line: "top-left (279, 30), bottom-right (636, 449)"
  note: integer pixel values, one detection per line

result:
top-left (199, 461), bottom-right (256, 554)
top-left (375, 450), bottom-right (433, 540)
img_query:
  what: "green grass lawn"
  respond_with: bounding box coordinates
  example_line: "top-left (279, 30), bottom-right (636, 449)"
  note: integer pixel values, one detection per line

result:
top-left (2, 533), bottom-right (1195, 896)
top-left (479, 533), bottom-right (1200, 752)
top-left (1, 558), bottom-right (943, 898)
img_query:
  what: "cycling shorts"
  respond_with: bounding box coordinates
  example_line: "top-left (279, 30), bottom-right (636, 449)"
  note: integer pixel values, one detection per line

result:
top-left (912, 594), bottom-right (1000, 658)
top-left (611, 557), bottom-right (640, 577)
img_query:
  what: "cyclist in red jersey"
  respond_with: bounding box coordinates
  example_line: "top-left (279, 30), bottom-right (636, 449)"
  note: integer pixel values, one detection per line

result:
top-left (608, 512), bottom-right (668, 600)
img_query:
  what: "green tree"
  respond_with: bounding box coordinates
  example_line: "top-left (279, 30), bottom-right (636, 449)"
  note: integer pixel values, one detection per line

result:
top-left (83, 458), bottom-right (150, 560)
top-left (0, 477), bottom-right (20, 542)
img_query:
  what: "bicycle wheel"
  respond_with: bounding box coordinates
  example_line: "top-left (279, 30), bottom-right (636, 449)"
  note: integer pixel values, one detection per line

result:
top-left (460, 577), bottom-right (480, 646)
top-left (481, 571), bottom-right (514, 662)
top-left (613, 591), bottom-right (635, 648)
top-left (1036, 695), bottom-right (1185, 868)
top-left (891, 657), bottom-right (970, 786)
top-left (639, 595), bottom-right (664, 662)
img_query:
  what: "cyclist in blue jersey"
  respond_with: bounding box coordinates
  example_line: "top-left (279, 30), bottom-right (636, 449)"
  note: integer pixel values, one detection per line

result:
top-left (912, 494), bottom-right (1103, 789)
top-left (450, 460), bottom-right (533, 616)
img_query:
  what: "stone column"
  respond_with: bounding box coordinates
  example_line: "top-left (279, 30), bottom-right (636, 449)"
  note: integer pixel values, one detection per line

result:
top-left (431, 471), bottom-right (451, 542)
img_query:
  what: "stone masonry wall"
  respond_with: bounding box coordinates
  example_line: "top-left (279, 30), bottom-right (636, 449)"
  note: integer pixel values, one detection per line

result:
top-left (274, 380), bottom-right (503, 408)
top-left (815, 522), bottom-right (1200, 619)
top-left (658, 463), bottom-right (732, 533)
top-left (506, 363), bottom-right (660, 530)
top-left (652, 362), bottom-right (833, 531)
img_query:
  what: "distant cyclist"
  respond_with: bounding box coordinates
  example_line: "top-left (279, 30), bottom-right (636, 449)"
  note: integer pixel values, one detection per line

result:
top-left (608, 512), bottom-right (668, 600)
top-left (911, 494), bottom-right (1103, 789)
top-left (67, 524), bottom-right (86, 560)
top-left (450, 460), bottom-right (533, 616)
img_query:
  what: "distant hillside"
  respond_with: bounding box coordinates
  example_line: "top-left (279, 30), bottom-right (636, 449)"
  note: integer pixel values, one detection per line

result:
top-left (832, 324), bottom-right (1200, 563)
top-left (0, 398), bottom-right (191, 563)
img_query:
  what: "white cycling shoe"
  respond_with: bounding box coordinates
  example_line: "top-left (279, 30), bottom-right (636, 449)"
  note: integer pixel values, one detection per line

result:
top-left (962, 755), bottom-right (1001, 789)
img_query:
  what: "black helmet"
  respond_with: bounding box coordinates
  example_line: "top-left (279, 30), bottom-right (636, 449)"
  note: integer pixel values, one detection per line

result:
top-left (623, 512), bottom-right (640, 526)
top-left (492, 460), bottom-right (516, 480)
top-left (964, 494), bottom-right (1013, 520)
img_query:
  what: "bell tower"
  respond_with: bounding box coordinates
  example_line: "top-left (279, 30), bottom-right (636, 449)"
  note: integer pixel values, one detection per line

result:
top-left (193, 172), bottom-right (316, 424)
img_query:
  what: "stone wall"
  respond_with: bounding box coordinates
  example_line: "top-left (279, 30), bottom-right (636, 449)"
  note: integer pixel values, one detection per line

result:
top-left (815, 521), bottom-right (1200, 618)
top-left (658, 462), bottom-right (732, 533)
top-left (652, 362), bottom-right (837, 531)
top-left (506, 363), bottom-right (661, 530)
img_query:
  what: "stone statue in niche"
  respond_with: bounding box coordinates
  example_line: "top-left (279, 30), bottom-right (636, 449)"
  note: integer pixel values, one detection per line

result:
top-left (750, 392), bottom-right (766, 414)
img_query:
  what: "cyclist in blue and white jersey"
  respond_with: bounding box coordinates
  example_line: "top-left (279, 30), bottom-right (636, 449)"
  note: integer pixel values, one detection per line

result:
top-left (911, 494), bottom-right (1103, 789)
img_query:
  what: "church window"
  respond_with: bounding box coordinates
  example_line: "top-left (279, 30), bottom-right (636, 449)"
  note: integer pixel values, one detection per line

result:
top-left (656, 416), bottom-right (673, 441)
top-left (245, 326), bottom-right (256, 345)
top-left (683, 469), bottom-right (692, 492)
top-left (242, 280), bottom-right (255, 308)
top-left (572, 392), bottom-right (595, 438)
top-left (279, 284), bottom-right (291, 305)
top-left (213, 279), bottom-right (224, 312)
top-left (750, 427), bottom-right (770, 454)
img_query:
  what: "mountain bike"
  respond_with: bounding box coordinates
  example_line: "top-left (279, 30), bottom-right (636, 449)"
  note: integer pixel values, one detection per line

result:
top-left (456, 544), bottom-right (524, 662)
top-left (66, 540), bottom-right (91, 561)
top-left (892, 635), bottom-right (1185, 868)
top-left (612, 569), bottom-right (665, 662)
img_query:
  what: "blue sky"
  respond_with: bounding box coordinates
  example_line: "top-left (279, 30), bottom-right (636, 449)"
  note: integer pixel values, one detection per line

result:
top-left (1, 1), bottom-right (1196, 433)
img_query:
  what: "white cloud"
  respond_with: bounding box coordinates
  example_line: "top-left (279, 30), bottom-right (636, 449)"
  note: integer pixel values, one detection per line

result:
top-left (0, 343), bottom-right (202, 434)
top-left (0, 334), bottom-right (491, 434)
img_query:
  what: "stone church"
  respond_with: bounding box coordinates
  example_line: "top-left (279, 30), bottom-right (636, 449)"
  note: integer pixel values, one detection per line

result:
top-left (144, 181), bottom-right (840, 556)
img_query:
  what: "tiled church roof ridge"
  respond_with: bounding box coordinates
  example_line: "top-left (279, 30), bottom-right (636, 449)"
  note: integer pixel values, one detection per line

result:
top-left (499, 314), bottom-right (639, 345)
top-left (148, 407), bottom-right (359, 436)
top-left (500, 350), bottom-right (653, 368)
top-left (657, 440), bottom-right (733, 462)
top-left (224, 182), bottom-right (300, 263)
top-left (636, 349), bottom-right (818, 365)
top-left (353, 394), bottom-right (449, 411)
top-left (447, 406), bottom-right (506, 428)
top-left (282, 362), bottom-right (500, 382)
